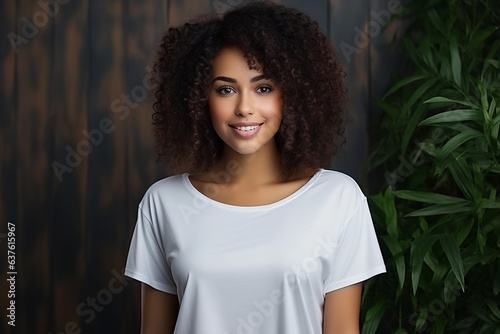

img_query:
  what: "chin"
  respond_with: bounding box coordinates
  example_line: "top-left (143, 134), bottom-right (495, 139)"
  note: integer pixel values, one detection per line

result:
top-left (231, 147), bottom-right (260, 155)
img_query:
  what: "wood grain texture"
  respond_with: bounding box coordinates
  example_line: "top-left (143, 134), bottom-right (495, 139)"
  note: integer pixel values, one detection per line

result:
top-left (327, 0), bottom-right (372, 182)
top-left (0, 1), bottom-right (394, 333)
top-left (50, 0), bottom-right (89, 332)
top-left (123, 0), bottom-right (169, 331)
top-left (14, 0), bottom-right (54, 332)
top-left (85, 0), bottom-right (128, 332)
top-left (0, 2), bottom-right (17, 334)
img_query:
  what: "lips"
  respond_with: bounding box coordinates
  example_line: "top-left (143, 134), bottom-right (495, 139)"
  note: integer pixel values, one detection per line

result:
top-left (229, 122), bottom-right (264, 138)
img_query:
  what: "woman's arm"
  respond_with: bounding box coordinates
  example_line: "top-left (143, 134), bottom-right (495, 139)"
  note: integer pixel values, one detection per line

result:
top-left (141, 283), bottom-right (179, 334)
top-left (323, 283), bottom-right (363, 334)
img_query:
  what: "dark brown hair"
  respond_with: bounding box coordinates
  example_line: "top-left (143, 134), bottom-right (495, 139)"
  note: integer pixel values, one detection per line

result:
top-left (151, 1), bottom-right (347, 177)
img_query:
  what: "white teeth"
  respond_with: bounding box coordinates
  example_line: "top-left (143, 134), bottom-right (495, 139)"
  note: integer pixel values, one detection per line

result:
top-left (235, 125), bottom-right (259, 131)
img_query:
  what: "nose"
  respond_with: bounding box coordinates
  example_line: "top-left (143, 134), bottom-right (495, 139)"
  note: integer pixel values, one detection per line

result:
top-left (235, 91), bottom-right (253, 117)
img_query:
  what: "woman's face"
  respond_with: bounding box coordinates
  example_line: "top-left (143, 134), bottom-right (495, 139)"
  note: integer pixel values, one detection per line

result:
top-left (208, 47), bottom-right (283, 156)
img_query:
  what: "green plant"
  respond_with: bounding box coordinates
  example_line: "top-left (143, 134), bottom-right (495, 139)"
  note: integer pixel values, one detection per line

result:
top-left (362, 0), bottom-right (500, 333)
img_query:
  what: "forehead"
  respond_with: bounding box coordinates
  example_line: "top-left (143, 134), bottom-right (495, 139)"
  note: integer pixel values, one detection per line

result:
top-left (211, 47), bottom-right (262, 78)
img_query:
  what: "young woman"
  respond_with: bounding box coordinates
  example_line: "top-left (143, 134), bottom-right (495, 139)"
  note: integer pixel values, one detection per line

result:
top-left (125, 2), bottom-right (386, 333)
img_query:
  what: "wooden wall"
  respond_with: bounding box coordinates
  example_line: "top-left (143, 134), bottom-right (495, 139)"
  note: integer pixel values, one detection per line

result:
top-left (0, 0), bottom-right (404, 333)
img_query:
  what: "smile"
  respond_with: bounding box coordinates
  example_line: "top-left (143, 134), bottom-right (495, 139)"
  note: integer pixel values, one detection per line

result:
top-left (229, 123), bottom-right (264, 138)
top-left (234, 125), bottom-right (260, 131)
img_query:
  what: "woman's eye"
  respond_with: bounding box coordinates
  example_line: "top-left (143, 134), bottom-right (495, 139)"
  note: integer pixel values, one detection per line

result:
top-left (217, 86), bottom-right (235, 95)
top-left (257, 86), bottom-right (273, 93)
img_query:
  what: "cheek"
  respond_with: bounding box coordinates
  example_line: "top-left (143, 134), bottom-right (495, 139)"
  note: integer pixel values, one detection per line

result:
top-left (208, 97), bottom-right (231, 122)
top-left (263, 98), bottom-right (283, 121)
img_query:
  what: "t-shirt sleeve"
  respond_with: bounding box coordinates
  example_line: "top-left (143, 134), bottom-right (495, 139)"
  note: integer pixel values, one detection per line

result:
top-left (324, 197), bottom-right (386, 293)
top-left (124, 206), bottom-right (177, 295)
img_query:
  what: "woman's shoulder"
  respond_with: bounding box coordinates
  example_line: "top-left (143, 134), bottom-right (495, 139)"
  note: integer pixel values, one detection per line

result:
top-left (313, 169), bottom-right (367, 205)
top-left (317, 169), bottom-right (364, 192)
top-left (146, 173), bottom-right (185, 192)
top-left (139, 173), bottom-right (189, 205)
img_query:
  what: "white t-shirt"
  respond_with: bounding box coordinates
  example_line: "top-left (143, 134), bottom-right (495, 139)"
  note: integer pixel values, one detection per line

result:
top-left (125, 168), bottom-right (386, 334)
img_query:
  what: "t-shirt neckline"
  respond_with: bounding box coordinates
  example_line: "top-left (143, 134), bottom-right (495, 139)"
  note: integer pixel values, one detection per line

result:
top-left (182, 168), bottom-right (324, 211)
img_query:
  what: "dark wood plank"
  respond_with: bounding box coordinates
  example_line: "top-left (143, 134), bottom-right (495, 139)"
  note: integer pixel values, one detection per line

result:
top-left (282, 0), bottom-right (329, 33)
top-left (14, 0), bottom-right (55, 332)
top-left (368, 0), bottom-right (408, 118)
top-left (169, 0), bottom-right (212, 26)
top-left (328, 0), bottom-right (371, 183)
top-left (86, 1), bottom-right (129, 332)
top-left (49, 0), bottom-right (90, 332)
top-left (0, 2), bottom-right (18, 333)
top-left (122, 0), bottom-right (169, 331)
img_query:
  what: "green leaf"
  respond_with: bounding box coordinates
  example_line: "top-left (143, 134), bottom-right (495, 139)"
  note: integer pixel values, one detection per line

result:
top-left (444, 270), bottom-right (463, 303)
top-left (364, 299), bottom-right (386, 322)
top-left (433, 316), bottom-right (446, 333)
top-left (420, 35), bottom-right (436, 72)
top-left (419, 109), bottom-right (483, 126)
top-left (440, 234), bottom-right (465, 292)
top-left (401, 104), bottom-right (427, 156)
top-left (411, 234), bottom-right (441, 294)
top-left (478, 80), bottom-right (490, 117)
top-left (424, 96), bottom-right (477, 108)
top-left (393, 190), bottom-right (468, 204)
top-left (457, 218), bottom-right (474, 245)
top-left (485, 39), bottom-right (500, 60)
top-left (361, 299), bottom-right (386, 334)
top-left (393, 330), bottom-right (409, 334)
top-left (418, 141), bottom-right (438, 157)
top-left (478, 199), bottom-right (500, 209)
top-left (449, 35), bottom-right (462, 87)
top-left (439, 42), bottom-right (453, 82)
top-left (400, 78), bottom-right (440, 154)
top-left (405, 203), bottom-right (471, 217)
top-left (427, 8), bottom-right (447, 36)
top-left (377, 98), bottom-right (402, 119)
top-left (469, 26), bottom-right (498, 49)
top-left (485, 298), bottom-right (500, 319)
top-left (427, 253), bottom-right (448, 285)
top-left (436, 129), bottom-right (483, 161)
top-left (380, 235), bottom-right (401, 256)
top-left (381, 236), bottom-right (406, 290)
top-left (483, 39), bottom-right (500, 78)
top-left (415, 307), bottom-right (429, 332)
top-left (382, 74), bottom-right (429, 100)
top-left (477, 229), bottom-right (487, 253)
top-left (490, 100), bottom-right (499, 143)
top-left (448, 157), bottom-right (475, 200)
top-left (485, 58), bottom-right (500, 70)
top-left (494, 265), bottom-right (500, 295)
top-left (404, 38), bottom-right (425, 71)
top-left (383, 187), bottom-right (398, 239)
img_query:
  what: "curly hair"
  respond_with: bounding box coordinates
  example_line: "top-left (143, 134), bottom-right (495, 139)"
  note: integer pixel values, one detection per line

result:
top-left (151, 1), bottom-right (347, 177)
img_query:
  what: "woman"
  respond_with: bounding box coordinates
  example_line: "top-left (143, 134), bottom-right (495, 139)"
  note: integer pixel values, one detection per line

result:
top-left (125, 2), bottom-right (386, 333)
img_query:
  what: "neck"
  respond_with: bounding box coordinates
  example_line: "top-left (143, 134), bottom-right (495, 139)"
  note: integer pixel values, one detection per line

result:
top-left (211, 140), bottom-right (285, 185)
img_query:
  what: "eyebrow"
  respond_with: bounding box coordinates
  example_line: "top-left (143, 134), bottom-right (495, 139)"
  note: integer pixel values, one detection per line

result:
top-left (211, 75), bottom-right (268, 84)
